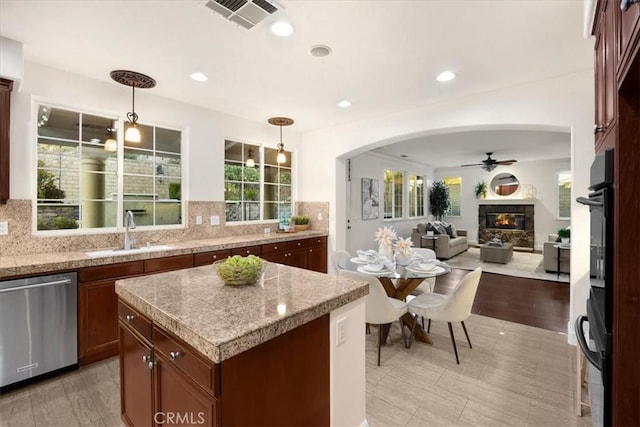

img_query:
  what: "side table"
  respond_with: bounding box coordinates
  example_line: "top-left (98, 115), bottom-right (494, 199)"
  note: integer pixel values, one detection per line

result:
top-left (553, 244), bottom-right (571, 278)
top-left (420, 235), bottom-right (438, 251)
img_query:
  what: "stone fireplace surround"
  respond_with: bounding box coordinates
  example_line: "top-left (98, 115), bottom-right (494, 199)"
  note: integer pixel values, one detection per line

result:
top-left (478, 203), bottom-right (535, 250)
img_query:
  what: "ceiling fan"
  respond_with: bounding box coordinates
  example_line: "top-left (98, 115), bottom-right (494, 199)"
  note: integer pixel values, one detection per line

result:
top-left (461, 152), bottom-right (517, 172)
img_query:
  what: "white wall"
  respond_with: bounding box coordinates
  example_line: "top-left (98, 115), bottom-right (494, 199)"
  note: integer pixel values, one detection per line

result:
top-left (434, 158), bottom-right (571, 250)
top-left (298, 70), bottom-right (595, 343)
top-left (345, 152), bottom-right (434, 254)
top-left (9, 62), bottom-right (302, 202)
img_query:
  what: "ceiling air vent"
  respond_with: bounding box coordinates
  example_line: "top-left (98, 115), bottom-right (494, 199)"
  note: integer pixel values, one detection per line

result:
top-left (204, 0), bottom-right (279, 29)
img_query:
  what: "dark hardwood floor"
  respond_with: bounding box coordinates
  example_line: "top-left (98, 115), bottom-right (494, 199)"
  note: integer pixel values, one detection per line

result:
top-left (435, 268), bottom-right (570, 333)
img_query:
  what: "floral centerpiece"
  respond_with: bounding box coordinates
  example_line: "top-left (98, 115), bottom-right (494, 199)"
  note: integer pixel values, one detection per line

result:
top-left (394, 237), bottom-right (413, 265)
top-left (374, 226), bottom-right (397, 259)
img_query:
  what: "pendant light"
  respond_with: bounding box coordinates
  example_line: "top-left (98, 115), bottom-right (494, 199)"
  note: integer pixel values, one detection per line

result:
top-left (104, 126), bottom-right (117, 152)
top-left (246, 148), bottom-right (256, 168)
top-left (268, 117), bottom-right (294, 164)
top-left (110, 70), bottom-right (156, 143)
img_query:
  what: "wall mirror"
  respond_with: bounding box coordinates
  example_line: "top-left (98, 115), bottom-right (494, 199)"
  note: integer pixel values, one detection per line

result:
top-left (491, 173), bottom-right (520, 196)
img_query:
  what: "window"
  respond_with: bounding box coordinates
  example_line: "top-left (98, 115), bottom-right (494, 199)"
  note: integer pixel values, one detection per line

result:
top-left (557, 171), bottom-right (572, 219)
top-left (35, 103), bottom-right (184, 231)
top-left (224, 141), bottom-right (292, 222)
top-left (383, 169), bottom-right (404, 219)
top-left (442, 176), bottom-right (461, 216)
top-left (408, 174), bottom-right (425, 218)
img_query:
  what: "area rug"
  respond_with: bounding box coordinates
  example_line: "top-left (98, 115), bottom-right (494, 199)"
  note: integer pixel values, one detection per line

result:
top-left (444, 247), bottom-right (569, 283)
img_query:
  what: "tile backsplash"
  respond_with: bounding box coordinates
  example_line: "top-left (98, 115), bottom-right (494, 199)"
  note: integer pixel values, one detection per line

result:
top-left (0, 200), bottom-right (329, 256)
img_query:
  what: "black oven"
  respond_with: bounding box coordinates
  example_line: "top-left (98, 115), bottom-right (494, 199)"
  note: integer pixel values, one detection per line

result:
top-left (576, 148), bottom-right (613, 426)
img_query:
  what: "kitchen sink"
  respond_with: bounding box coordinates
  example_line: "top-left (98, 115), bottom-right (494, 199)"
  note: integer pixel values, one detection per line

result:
top-left (85, 244), bottom-right (174, 258)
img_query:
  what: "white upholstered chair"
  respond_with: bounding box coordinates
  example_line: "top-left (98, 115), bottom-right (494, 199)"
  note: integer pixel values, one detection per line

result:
top-left (331, 250), bottom-right (351, 273)
top-left (410, 248), bottom-right (437, 294)
top-left (339, 270), bottom-right (408, 366)
top-left (407, 267), bottom-right (482, 364)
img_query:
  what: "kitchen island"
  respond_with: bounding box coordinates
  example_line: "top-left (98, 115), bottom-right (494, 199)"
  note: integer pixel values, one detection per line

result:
top-left (115, 261), bottom-right (368, 427)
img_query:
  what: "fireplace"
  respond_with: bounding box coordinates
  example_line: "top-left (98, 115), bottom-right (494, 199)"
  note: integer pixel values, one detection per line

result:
top-left (486, 213), bottom-right (525, 230)
top-left (478, 204), bottom-right (534, 249)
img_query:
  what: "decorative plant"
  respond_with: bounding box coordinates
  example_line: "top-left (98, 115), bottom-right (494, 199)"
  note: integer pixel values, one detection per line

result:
top-left (394, 237), bottom-right (413, 257)
top-left (557, 227), bottom-right (571, 239)
top-left (37, 160), bottom-right (65, 201)
top-left (374, 226), bottom-right (397, 259)
top-left (291, 215), bottom-right (309, 225)
top-left (52, 216), bottom-right (79, 229)
top-left (429, 181), bottom-right (450, 220)
top-left (474, 181), bottom-right (487, 199)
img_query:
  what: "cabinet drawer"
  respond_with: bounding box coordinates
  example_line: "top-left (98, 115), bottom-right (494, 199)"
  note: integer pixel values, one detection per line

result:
top-left (118, 301), bottom-right (152, 342)
top-left (261, 242), bottom-right (286, 255)
top-left (286, 239), bottom-right (308, 250)
top-left (231, 245), bottom-right (262, 257)
top-left (79, 261), bottom-right (144, 282)
top-left (194, 250), bottom-right (231, 267)
top-left (306, 236), bottom-right (327, 248)
top-left (153, 326), bottom-right (216, 396)
top-left (144, 254), bottom-right (193, 273)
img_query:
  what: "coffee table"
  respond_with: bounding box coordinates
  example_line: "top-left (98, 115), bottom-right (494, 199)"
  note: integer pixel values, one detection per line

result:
top-left (480, 242), bottom-right (513, 264)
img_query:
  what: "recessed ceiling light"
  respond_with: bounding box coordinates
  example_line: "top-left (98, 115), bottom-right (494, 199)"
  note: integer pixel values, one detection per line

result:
top-left (270, 21), bottom-right (294, 37)
top-left (337, 100), bottom-right (352, 108)
top-left (436, 71), bottom-right (456, 82)
top-left (309, 45), bottom-right (332, 58)
top-left (190, 72), bottom-right (208, 82)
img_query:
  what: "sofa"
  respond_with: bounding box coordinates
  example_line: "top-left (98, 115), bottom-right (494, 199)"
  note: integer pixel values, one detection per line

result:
top-left (411, 221), bottom-right (468, 259)
top-left (543, 234), bottom-right (570, 274)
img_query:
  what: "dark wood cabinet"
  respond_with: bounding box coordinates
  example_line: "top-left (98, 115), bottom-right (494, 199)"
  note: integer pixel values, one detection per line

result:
top-left (230, 245), bottom-right (262, 257)
top-left (594, 0), bottom-right (617, 151)
top-left (194, 249), bottom-right (231, 267)
top-left (261, 236), bottom-right (327, 272)
top-left (306, 236), bottom-right (328, 273)
top-left (119, 320), bottom-right (153, 427)
top-left (0, 78), bottom-right (12, 204)
top-left (144, 254), bottom-right (193, 273)
top-left (119, 301), bottom-right (219, 427)
top-left (78, 261), bottom-right (144, 365)
top-left (617, 0), bottom-right (640, 79)
top-left (119, 299), bottom-right (329, 427)
top-left (592, 1), bottom-right (640, 423)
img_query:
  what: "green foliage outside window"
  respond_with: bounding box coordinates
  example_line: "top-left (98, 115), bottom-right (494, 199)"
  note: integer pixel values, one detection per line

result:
top-left (37, 160), bottom-right (65, 200)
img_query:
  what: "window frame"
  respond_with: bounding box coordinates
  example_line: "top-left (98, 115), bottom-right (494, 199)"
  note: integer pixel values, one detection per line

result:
top-left (32, 99), bottom-right (186, 235)
top-left (383, 169), bottom-right (405, 221)
top-left (223, 139), bottom-right (293, 224)
top-left (556, 170), bottom-right (572, 220)
top-left (408, 174), bottom-right (425, 219)
top-left (442, 176), bottom-right (462, 217)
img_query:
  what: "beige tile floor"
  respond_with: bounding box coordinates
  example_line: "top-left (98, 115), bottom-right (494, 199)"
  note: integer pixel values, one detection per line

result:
top-left (0, 314), bottom-right (591, 426)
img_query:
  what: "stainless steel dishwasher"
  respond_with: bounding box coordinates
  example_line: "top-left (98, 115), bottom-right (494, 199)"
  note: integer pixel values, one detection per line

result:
top-left (0, 272), bottom-right (78, 392)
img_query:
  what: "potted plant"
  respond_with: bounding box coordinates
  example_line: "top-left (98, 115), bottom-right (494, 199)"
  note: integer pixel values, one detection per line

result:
top-left (291, 215), bottom-right (310, 231)
top-left (429, 181), bottom-right (450, 221)
top-left (474, 181), bottom-right (487, 199)
top-left (558, 227), bottom-right (571, 245)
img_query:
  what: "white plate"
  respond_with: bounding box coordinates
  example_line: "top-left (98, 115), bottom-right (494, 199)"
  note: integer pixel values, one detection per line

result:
top-left (350, 257), bottom-right (370, 264)
top-left (357, 266), bottom-right (393, 276)
top-left (406, 266), bottom-right (445, 275)
top-left (363, 264), bottom-right (385, 272)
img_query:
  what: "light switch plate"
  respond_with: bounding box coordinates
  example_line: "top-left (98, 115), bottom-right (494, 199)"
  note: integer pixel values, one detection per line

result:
top-left (210, 215), bottom-right (220, 226)
top-left (0, 221), bottom-right (7, 235)
top-left (196, 215), bottom-right (202, 225)
top-left (336, 317), bottom-right (347, 346)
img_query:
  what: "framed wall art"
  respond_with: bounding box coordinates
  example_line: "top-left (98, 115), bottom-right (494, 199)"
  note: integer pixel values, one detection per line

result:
top-left (362, 178), bottom-right (379, 220)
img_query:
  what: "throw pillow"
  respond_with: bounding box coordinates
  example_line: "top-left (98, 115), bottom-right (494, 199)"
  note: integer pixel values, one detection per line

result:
top-left (446, 224), bottom-right (458, 238)
top-left (433, 223), bottom-right (447, 235)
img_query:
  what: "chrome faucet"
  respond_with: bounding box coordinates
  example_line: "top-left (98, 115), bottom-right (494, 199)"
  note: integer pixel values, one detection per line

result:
top-left (124, 210), bottom-right (136, 250)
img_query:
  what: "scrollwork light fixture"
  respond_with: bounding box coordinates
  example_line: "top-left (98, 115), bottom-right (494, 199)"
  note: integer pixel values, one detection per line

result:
top-left (110, 70), bottom-right (156, 143)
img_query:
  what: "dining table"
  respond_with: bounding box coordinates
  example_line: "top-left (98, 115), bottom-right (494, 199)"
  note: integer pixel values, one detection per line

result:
top-left (340, 255), bottom-right (451, 345)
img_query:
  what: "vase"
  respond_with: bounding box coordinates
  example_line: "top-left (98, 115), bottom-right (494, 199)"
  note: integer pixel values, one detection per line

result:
top-left (561, 237), bottom-right (570, 245)
top-left (378, 243), bottom-right (393, 260)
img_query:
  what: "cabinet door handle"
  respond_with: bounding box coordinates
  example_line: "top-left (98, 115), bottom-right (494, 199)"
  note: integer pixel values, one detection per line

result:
top-left (594, 125), bottom-right (606, 134)
top-left (142, 355), bottom-right (151, 364)
top-left (148, 361), bottom-right (156, 370)
top-left (170, 351), bottom-right (181, 361)
top-left (621, 0), bottom-right (639, 12)
top-left (126, 314), bottom-right (136, 322)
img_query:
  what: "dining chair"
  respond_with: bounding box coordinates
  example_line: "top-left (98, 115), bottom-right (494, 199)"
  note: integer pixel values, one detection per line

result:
top-left (410, 248), bottom-right (437, 294)
top-left (331, 250), bottom-right (351, 273)
top-left (407, 267), bottom-right (482, 364)
top-left (339, 270), bottom-right (408, 366)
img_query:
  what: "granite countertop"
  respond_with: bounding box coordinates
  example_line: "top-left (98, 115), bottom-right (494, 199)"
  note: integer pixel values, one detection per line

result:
top-left (115, 262), bottom-right (368, 364)
top-left (0, 231), bottom-right (327, 278)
